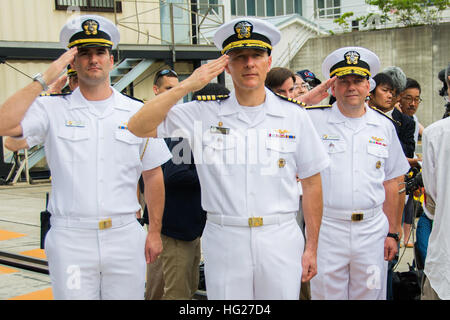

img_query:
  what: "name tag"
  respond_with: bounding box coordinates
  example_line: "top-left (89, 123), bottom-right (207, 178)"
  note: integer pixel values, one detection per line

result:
top-left (65, 120), bottom-right (85, 128)
top-left (322, 134), bottom-right (340, 140)
top-left (210, 126), bottom-right (230, 135)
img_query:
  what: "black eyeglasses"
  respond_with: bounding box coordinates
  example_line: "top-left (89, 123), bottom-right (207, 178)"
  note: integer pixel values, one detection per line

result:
top-left (154, 69), bottom-right (178, 85)
top-left (401, 95), bottom-right (423, 104)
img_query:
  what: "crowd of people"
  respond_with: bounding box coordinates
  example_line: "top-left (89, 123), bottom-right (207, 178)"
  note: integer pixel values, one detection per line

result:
top-left (0, 14), bottom-right (449, 301)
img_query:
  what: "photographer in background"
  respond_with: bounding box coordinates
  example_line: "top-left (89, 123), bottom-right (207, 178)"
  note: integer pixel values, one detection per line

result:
top-left (438, 64), bottom-right (450, 119)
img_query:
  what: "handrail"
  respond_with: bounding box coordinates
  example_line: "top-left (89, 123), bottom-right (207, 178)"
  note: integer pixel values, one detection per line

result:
top-left (114, 0), bottom-right (224, 47)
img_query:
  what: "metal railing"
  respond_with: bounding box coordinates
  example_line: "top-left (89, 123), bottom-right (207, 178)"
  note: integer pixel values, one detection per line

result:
top-left (113, 0), bottom-right (224, 46)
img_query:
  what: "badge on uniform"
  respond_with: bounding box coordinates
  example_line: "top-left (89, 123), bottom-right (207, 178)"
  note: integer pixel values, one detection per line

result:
top-left (369, 136), bottom-right (387, 147)
top-left (278, 158), bottom-right (286, 168)
top-left (65, 120), bottom-right (85, 128)
top-left (322, 134), bottom-right (340, 141)
top-left (210, 125), bottom-right (230, 135)
top-left (376, 160), bottom-right (382, 169)
top-left (118, 122), bottom-right (128, 130)
top-left (268, 129), bottom-right (295, 140)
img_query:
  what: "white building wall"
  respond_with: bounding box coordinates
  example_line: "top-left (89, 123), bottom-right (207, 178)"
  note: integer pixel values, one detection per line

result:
top-left (0, 0), bottom-right (161, 45)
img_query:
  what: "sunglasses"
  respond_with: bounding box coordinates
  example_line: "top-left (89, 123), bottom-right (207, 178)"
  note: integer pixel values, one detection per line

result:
top-left (154, 69), bottom-right (178, 85)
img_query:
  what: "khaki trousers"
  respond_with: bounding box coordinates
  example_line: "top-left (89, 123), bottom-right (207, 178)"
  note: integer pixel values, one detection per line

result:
top-left (145, 251), bottom-right (165, 300)
top-left (160, 234), bottom-right (201, 300)
top-left (145, 233), bottom-right (201, 300)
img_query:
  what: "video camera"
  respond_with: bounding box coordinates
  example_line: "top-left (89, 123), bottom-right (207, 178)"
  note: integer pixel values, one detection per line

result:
top-left (399, 166), bottom-right (423, 195)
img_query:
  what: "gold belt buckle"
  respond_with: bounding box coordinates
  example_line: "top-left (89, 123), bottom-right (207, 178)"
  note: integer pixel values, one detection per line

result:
top-left (248, 217), bottom-right (263, 227)
top-left (99, 218), bottom-right (112, 230)
top-left (351, 212), bottom-right (364, 222)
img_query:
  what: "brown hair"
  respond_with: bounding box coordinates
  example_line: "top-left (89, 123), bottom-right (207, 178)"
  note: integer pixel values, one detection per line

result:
top-left (265, 67), bottom-right (295, 90)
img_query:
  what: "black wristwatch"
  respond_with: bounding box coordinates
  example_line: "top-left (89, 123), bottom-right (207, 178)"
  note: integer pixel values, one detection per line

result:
top-left (387, 232), bottom-right (400, 242)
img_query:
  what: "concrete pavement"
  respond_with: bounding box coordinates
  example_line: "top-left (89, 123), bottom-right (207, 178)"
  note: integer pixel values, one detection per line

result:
top-left (0, 182), bottom-right (416, 300)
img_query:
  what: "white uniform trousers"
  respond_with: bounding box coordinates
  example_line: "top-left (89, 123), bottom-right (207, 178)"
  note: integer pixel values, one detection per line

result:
top-left (201, 216), bottom-right (304, 300)
top-left (45, 217), bottom-right (147, 300)
top-left (310, 210), bottom-right (389, 300)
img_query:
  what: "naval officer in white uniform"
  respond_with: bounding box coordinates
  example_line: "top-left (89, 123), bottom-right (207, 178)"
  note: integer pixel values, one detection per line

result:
top-left (0, 15), bottom-right (172, 299)
top-left (128, 17), bottom-right (333, 299)
top-left (306, 47), bottom-right (410, 300)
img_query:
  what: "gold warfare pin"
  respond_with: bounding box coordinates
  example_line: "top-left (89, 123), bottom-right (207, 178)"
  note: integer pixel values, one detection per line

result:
top-left (210, 125), bottom-right (229, 135)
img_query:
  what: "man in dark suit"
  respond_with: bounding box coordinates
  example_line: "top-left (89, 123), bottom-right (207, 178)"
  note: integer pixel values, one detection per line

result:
top-left (369, 71), bottom-right (416, 300)
top-left (369, 73), bottom-right (415, 158)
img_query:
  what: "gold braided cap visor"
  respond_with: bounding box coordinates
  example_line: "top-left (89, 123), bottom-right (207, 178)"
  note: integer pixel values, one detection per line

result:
top-left (221, 39), bottom-right (272, 54)
top-left (68, 38), bottom-right (113, 48)
top-left (330, 66), bottom-right (371, 78)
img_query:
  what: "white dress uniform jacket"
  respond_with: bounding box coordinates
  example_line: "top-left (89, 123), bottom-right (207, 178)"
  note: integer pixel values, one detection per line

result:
top-left (157, 87), bottom-right (329, 217)
top-left (307, 103), bottom-right (409, 211)
top-left (422, 116), bottom-right (450, 300)
top-left (157, 87), bottom-right (330, 299)
top-left (21, 87), bottom-right (171, 218)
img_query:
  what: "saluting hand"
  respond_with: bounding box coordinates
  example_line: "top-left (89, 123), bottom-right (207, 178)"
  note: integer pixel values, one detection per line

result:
top-left (183, 54), bottom-right (229, 93)
top-left (296, 76), bottom-right (337, 105)
top-left (42, 47), bottom-right (77, 89)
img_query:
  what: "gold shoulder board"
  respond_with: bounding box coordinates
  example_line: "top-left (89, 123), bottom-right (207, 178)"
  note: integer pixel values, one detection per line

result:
top-left (39, 92), bottom-right (72, 97)
top-left (121, 92), bottom-right (144, 103)
top-left (274, 93), bottom-right (307, 107)
top-left (370, 106), bottom-right (401, 126)
top-left (194, 94), bottom-right (230, 101)
top-left (305, 105), bottom-right (332, 110)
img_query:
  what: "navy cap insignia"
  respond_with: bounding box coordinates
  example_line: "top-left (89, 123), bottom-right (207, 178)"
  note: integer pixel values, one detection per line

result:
top-left (344, 51), bottom-right (360, 65)
top-left (234, 21), bottom-right (253, 39)
top-left (83, 19), bottom-right (99, 36)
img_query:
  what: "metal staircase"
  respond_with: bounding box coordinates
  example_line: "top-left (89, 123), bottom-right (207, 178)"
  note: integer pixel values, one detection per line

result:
top-left (2, 146), bottom-right (46, 184)
top-left (110, 58), bottom-right (155, 92)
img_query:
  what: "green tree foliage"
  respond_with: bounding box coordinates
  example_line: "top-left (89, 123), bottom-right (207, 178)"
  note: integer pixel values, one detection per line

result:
top-left (333, 12), bottom-right (355, 32)
top-left (365, 0), bottom-right (450, 27)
